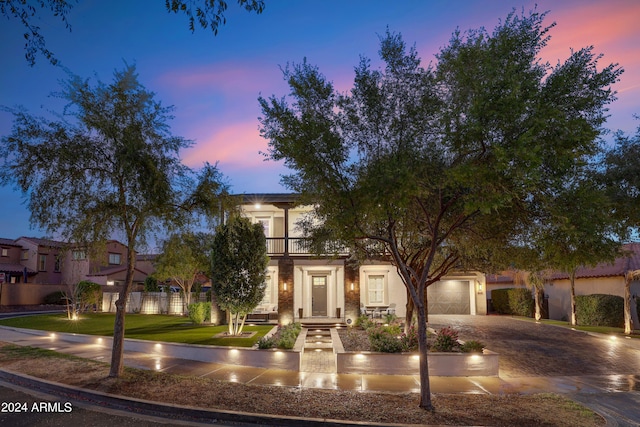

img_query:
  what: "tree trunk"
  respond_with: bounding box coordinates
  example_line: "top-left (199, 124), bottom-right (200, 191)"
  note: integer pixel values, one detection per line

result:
top-left (416, 301), bottom-right (433, 411)
top-left (534, 285), bottom-right (544, 321)
top-left (570, 271), bottom-right (577, 326)
top-left (108, 246), bottom-right (136, 378)
top-left (624, 273), bottom-right (632, 335)
top-left (405, 290), bottom-right (414, 334)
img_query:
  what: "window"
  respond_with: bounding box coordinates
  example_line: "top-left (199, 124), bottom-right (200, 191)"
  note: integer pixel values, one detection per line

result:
top-left (261, 275), bottom-right (272, 305)
top-left (257, 218), bottom-right (270, 237)
top-left (108, 253), bottom-right (121, 265)
top-left (1, 248), bottom-right (7, 257)
top-left (38, 254), bottom-right (47, 271)
top-left (72, 250), bottom-right (86, 260)
top-left (54, 258), bottom-right (61, 272)
top-left (21, 250), bottom-right (28, 260)
top-left (368, 275), bottom-right (385, 304)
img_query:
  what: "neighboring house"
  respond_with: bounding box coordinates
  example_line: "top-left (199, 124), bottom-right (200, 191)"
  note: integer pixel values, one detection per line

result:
top-left (486, 243), bottom-right (640, 328)
top-left (14, 237), bottom-right (65, 284)
top-left (0, 238), bottom-right (34, 283)
top-left (237, 193), bottom-right (488, 325)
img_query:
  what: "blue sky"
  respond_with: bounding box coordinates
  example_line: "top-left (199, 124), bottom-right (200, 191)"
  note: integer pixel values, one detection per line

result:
top-left (1, 0), bottom-right (639, 241)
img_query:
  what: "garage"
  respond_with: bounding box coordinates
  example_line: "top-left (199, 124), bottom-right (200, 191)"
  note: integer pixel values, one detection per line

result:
top-left (427, 280), bottom-right (470, 314)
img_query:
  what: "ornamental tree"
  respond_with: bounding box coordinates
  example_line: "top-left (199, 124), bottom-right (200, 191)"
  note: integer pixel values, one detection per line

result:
top-left (211, 216), bottom-right (269, 336)
top-left (0, 64), bottom-right (226, 377)
top-left (258, 10), bottom-right (621, 410)
top-left (153, 232), bottom-right (213, 311)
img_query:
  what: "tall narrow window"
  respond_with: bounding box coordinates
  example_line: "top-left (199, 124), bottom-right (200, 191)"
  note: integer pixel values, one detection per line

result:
top-left (368, 275), bottom-right (385, 305)
top-left (54, 258), bottom-right (61, 272)
top-left (38, 254), bottom-right (47, 271)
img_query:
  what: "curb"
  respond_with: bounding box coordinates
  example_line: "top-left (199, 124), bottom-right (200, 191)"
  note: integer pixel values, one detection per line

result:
top-left (0, 369), bottom-right (418, 427)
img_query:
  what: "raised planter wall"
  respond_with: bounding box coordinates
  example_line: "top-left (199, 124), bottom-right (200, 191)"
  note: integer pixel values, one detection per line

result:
top-left (3, 326), bottom-right (303, 371)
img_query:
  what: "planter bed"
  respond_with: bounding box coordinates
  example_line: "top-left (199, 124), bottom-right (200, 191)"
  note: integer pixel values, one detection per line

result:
top-left (332, 328), bottom-right (499, 376)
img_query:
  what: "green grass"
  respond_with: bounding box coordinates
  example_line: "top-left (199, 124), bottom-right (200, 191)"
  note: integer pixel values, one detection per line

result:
top-left (515, 316), bottom-right (640, 339)
top-left (0, 313), bottom-right (274, 347)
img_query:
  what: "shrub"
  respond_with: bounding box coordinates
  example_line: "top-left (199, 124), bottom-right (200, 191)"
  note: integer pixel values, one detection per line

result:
top-left (43, 291), bottom-right (66, 305)
top-left (187, 302), bottom-right (211, 325)
top-left (257, 335), bottom-right (276, 349)
top-left (368, 325), bottom-right (403, 353)
top-left (431, 326), bottom-right (460, 352)
top-left (576, 294), bottom-right (624, 327)
top-left (276, 322), bottom-right (302, 349)
top-left (508, 288), bottom-right (534, 317)
top-left (460, 340), bottom-right (485, 353)
top-left (491, 288), bottom-right (534, 317)
top-left (490, 289), bottom-right (511, 314)
top-left (144, 276), bottom-right (160, 292)
top-left (355, 314), bottom-right (375, 330)
top-left (76, 281), bottom-right (101, 312)
top-left (400, 324), bottom-right (419, 352)
top-left (383, 313), bottom-right (397, 325)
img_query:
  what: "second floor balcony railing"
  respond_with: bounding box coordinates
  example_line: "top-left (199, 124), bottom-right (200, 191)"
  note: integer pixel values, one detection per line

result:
top-left (265, 237), bottom-right (348, 256)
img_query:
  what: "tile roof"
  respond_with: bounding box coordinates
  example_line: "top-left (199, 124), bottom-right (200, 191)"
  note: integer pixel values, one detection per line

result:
top-left (17, 237), bottom-right (66, 248)
top-left (0, 263), bottom-right (35, 274)
top-left (0, 238), bottom-right (21, 247)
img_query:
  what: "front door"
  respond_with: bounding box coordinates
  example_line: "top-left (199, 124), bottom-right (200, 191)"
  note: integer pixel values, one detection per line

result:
top-left (311, 276), bottom-right (327, 316)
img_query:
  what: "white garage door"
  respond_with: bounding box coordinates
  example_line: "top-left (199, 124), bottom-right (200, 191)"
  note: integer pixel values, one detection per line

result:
top-left (427, 280), bottom-right (470, 314)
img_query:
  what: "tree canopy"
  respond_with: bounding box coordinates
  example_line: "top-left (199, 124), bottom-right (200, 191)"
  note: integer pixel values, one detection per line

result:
top-left (0, 64), bottom-right (227, 376)
top-left (211, 216), bottom-right (269, 336)
top-left (259, 10), bottom-right (622, 410)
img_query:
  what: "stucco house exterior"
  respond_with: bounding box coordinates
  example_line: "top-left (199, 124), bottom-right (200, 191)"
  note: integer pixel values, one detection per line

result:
top-left (486, 243), bottom-right (640, 328)
top-left (238, 193), bottom-right (488, 325)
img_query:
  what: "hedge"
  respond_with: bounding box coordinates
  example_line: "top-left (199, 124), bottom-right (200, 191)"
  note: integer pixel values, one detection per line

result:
top-left (575, 294), bottom-right (624, 327)
top-left (491, 288), bottom-right (534, 317)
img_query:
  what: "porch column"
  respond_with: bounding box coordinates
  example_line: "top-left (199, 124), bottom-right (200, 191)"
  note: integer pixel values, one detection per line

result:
top-left (344, 262), bottom-right (360, 325)
top-left (278, 257), bottom-right (294, 324)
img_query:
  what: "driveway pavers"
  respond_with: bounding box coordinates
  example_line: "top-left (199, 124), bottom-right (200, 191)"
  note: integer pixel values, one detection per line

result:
top-left (429, 315), bottom-right (640, 378)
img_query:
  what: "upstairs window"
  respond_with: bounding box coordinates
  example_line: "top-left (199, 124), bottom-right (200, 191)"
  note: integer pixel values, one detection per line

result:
top-left (38, 254), bottom-right (47, 271)
top-left (108, 253), bottom-right (121, 265)
top-left (73, 250), bottom-right (86, 260)
top-left (1, 248), bottom-right (8, 257)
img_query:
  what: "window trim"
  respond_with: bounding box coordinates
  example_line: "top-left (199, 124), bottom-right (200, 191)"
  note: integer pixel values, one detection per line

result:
top-left (362, 268), bottom-right (390, 307)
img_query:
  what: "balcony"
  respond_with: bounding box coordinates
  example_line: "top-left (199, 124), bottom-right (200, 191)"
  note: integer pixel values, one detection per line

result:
top-left (265, 238), bottom-right (348, 256)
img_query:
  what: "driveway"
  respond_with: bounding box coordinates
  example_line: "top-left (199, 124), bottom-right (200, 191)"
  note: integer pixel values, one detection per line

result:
top-left (428, 315), bottom-right (640, 379)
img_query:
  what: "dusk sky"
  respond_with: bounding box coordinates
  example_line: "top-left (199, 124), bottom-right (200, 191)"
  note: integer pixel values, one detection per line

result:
top-left (1, 0), bottom-right (639, 242)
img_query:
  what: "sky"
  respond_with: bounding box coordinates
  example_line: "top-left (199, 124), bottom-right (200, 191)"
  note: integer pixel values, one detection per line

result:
top-left (1, 0), bottom-right (639, 242)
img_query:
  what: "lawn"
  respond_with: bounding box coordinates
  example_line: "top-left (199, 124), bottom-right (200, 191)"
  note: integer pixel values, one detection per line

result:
top-left (0, 313), bottom-right (274, 347)
top-left (516, 316), bottom-right (640, 339)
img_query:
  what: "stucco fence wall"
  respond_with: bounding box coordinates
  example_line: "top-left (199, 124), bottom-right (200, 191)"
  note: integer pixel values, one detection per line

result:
top-left (102, 292), bottom-right (208, 315)
top-left (0, 283), bottom-right (68, 306)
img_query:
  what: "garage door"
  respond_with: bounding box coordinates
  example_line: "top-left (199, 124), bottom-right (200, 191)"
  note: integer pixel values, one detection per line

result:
top-left (427, 280), bottom-right (470, 314)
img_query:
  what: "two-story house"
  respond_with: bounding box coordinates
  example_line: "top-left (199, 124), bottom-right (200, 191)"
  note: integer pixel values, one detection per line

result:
top-left (238, 194), bottom-right (488, 326)
top-left (0, 238), bottom-right (32, 283)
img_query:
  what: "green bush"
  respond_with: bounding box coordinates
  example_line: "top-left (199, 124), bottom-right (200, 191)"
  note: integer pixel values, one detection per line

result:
top-left (431, 326), bottom-right (460, 352)
top-left (491, 288), bottom-right (534, 317)
top-left (576, 294), bottom-right (624, 327)
top-left (144, 276), bottom-right (160, 292)
top-left (76, 281), bottom-right (101, 312)
top-left (460, 340), bottom-right (485, 353)
top-left (400, 324), bottom-right (419, 351)
top-left (187, 302), bottom-right (211, 325)
top-left (257, 335), bottom-right (276, 349)
top-left (491, 289), bottom-right (511, 314)
top-left (43, 291), bottom-right (67, 305)
top-left (355, 314), bottom-right (375, 330)
top-left (368, 325), bottom-right (403, 353)
top-left (276, 322), bottom-right (302, 349)
top-left (508, 288), bottom-right (535, 317)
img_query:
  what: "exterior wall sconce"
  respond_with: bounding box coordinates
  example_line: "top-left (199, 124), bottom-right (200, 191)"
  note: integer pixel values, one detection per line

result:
top-left (350, 282), bottom-right (354, 291)
top-left (476, 281), bottom-right (484, 294)
top-left (283, 281), bottom-right (287, 292)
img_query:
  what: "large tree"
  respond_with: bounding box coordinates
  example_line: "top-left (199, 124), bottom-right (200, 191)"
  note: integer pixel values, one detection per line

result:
top-left (153, 231), bottom-right (213, 310)
top-left (211, 216), bottom-right (269, 336)
top-left (0, 64), bottom-right (226, 377)
top-left (259, 10), bottom-right (621, 410)
top-left (602, 123), bottom-right (640, 334)
top-left (2, 0), bottom-right (265, 66)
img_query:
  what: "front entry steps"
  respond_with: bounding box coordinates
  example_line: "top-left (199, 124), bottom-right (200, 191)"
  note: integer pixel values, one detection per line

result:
top-left (300, 325), bottom-right (337, 373)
